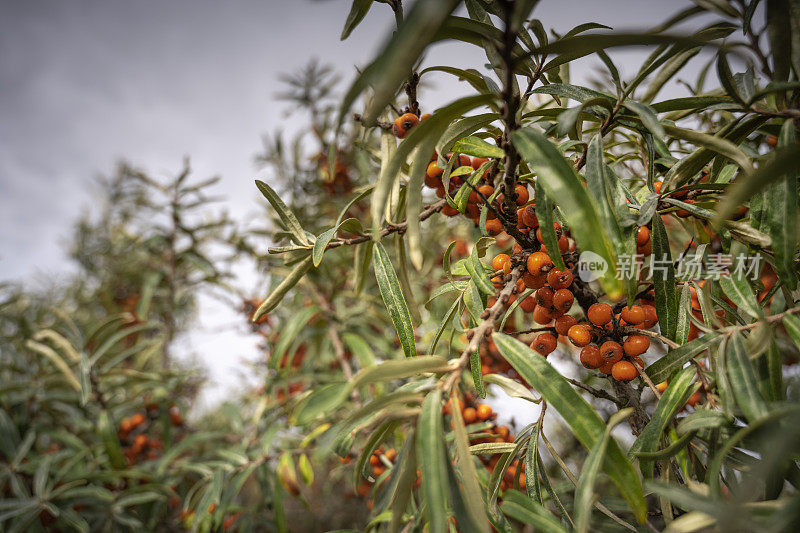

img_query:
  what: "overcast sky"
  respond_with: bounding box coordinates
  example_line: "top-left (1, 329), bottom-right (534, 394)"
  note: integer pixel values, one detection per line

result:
top-left (1, 0), bottom-right (724, 407)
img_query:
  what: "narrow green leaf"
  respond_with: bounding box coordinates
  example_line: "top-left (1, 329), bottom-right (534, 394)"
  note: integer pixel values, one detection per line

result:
top-left (500, 490), bottom-right (568, 533)
top-left (255, 180), bottom-right (310, 246)
top-left (630, 367), bottom-right (698, 477)
top-left (719, 275), bottom-right (761, 320)
top-left (253, 255), bottom-right (313, 320)
top-left (534, 180), bottom-right (567, 271)
top-left (452, 136), bottom-right (504, 158)
top-left (373, 242), bottom-right (417, 358)
top-left (417, 390), bottom-right (451, 533)
top-left (768, 120), bottom-right (799, 290)
top-left (651, 214), bottom-right (678, 339)
top-left (340, 0), bottom-right (373, 40)
top-left (352, 356), bottom-right (448, 389)
top-left (726, 332), bottom-right (769, 422)
top-left (575, 408), bottom-right (634, 533)
top-left (449, 396), bottom-right (490, 532)
top-left (645, 334), bottom-right (720, 384)
top-left (492, 333), bottom-right (646, 522)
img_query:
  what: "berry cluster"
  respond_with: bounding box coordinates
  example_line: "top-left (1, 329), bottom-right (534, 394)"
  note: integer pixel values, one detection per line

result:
top-left (117, 404), bottom-right (182, 465)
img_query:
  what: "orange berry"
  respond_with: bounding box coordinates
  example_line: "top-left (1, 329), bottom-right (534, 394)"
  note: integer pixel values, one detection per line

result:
top-left (463, 407), bottom-right (477, 424)
top-left (557, 234), bottom-right (570, 253)
top-left (532, 305), bottom-right (554, 325)
top-left (656, 381), bottom-right (668, 393)
top-left (611, 360), bottom-right (638, 381)
top-left (598, 360), bottom-right (615, 375)
top-left (623, 334), bottom-right (650, 356)
top-left (531, 333), bottom-right (557, 356)
top-left (567, 324), bottom-right (592, 347)
top-left (580, 345), bottom-right (603, 369)
top-left (599, 341), bottom-right (623, 364)
top-left (477, 184), bottom-right (494, 200)
top-left (547, 269), bottom-right (573, 289)
top-left (637, 226), bottom-right (651, 246)
top-left (476, 403), bottom-right (493, 421)
top-left (653, 181), bottom-right (663, 194)
top-left (535, 286), bottom-right (554, 308)
top-left (552, 289), bottom-right (574, 313)
top-left (554, 314), bottom-right (577, 336)
top-left (638, 240), bottom-right (653, 256)
top-left (519, 295), bottom-right (536, 313)
top-left (514, 185), bottom-right (529, 205)
top-left (587, 303), bottom-right (613, 326)
top-left (392, 113), bottom-right (419, 139)
top-left (520, 204), bottom-right (538, 227)
top-left (641, 305), bottom-right (658, 328)
top-left (442, 204), bottom-right (458, 216)
top-left (620, 305), bottom-right (645, 325)
top-left (492, 254), bottom-right (511, 272)
top-left (527, 252), bottom-right (553, 275)
top-left (485, 219), bottom-right (504, 236)
top-left (685, 390), bottom-right (703, 407)
top-left (523, 271), bottom-right (546, 290)
top-left (385, 449), bottom-right (397, 462)
top-left (472, 157), bottom-right (490, 170)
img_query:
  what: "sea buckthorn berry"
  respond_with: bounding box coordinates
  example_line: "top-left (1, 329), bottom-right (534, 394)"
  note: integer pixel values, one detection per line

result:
top-left (520, 205), bottom-right (538, 228)
top-left (536, 222), bottom-right (562, 244)
top-left (598, 360), bottom-right (615, 375)
top-left (580, 345), bottom-right (603, 369)
top-left (587, 303), bottom-right (613, 326)
top-left (514, 184), bottom-right (529, 205)
top-left (476, 403), bottom-right (493, 421)
top-left (477, 184), bottom-right (494, 200)
top-left (686, 390), bottom-right (703, 407)
top-left (554, 314), bottom-right (577, 336)
top-left (637, 226), bottom-right (651, 246)
top-left (533, 305), bottom-right (554, 325)
top-left (623, 334), bottom-right (650, 356)
top-left (552, 289), bottom-right (574, 313)
top-left (523, 272), bottom-right (547, 290)
top-left (520, 295), bottom-right (536, 313)
top-left (369, 454), bottom-right (380, 466)
top-left (442, 204), bottom-right (458, 216)
top-left (640, 305), bottom-right (658, 329)
top-left (463, 407), bottom-right (477, 424)
top-left (653, 181), bottom-right (663, 194)
top-left (531, 333), bottom-right (557, 356)
top-left (527, 252), bottom-right (553, 275)
top-left (557, 234), bottom-right (570, 253)
top-left (535, 286), bottom-right (554, 308)
top-left (472, 157), bottom-right (490, 170)
top-left (547, 269), bottom-right (573, 290)
top-left (392, 113), bottom-right (419, 138)
top-left (492, 254), bottom-right (511, 272)
top-left (620, 305), bottom-right (646, 325)
top-left (567, 324), bottom-right (592, 347)
top-left (656, 381), bottom-right (668, 393)
top-left (130, 413), bottom-right (146, 428)
top-left (426, 161), bottom-right (443, 179)
top-left (638, 240), bottom-right (653, 256)
top-left (599, 341), bottom-right (623, 364)
top-left (611, 360), bottom-right (638, 381)
top-left (485, 219), bottom-right (504, 236)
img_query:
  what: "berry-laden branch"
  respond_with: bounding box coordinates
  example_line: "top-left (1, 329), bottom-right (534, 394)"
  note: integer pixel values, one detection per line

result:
top-left (441, 266), bottom-right (523, 393)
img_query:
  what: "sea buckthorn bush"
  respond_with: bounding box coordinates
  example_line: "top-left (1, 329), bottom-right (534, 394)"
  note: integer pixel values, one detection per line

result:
top-left (3, 0), bottom-right (800, 531)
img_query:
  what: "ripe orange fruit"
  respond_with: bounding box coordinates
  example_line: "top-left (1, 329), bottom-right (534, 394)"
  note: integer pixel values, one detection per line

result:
top-left (520, 205), bottom-right (538, 227)
top-left (514, 184), bottom-right (529, 205)
top-left (471, 157), bottom-right (490, 170)
top-left (531, 333), bottom-right (557, 356)
top-left (623, 334), bottom-right (650, 356)
top-left (554, 314), bottom-right (577, 336)
top-left (476, 403), bottom-right (493, 421)
top-left (599, 341), bottom-right (623, 364)
top-left (547, 269), bottom-right (573, 289)
top-left (598, 360), bottom-right (615, 375)
top-left (552, 289), bottom-right (574, 313)
top-left (485, 219), bottom-right (504, 236)
top-left (580, 345), bottom-right (603, 369)
top-left (653, 181), bottom-right (663, 194)
top-left (567, 324), bottom-right (592, 347)
top-left (587, 303), bottom-right (613, 326)
top-left (463, 407), bottom-right (477, 424)
top-left (527, 252), bottom-right (553, 275)
top-left (637, 226), bottom-right (651, 246)
top-left (611, 360), bottom-right (638, 381)
top-left (641, 305), bottom-right (658, 329)
top-left (523, 271), bottom-right (546, 290)
top-left (620, 305), bottom-right (645, 325)
top-left (392, 113), bottom-right (419, 138)
top-left (519, 295), bottom-right (536, 313)
top-left (385, 449), bottom-right (397, 462)
top-left (656, 381), bottom-right (668, 392)
top-left (535, 286), bottom-right (554, 308)
top-left (130, 413), bottom-right (146, 428)
top-left (532, 305), bottom-right (554, 324)
top-left (492, 254), bottom-right (511, 272)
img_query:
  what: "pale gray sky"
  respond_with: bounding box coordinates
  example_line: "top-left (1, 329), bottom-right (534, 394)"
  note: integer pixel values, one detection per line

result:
top-left (0, 0), bottom-right (726, 406)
